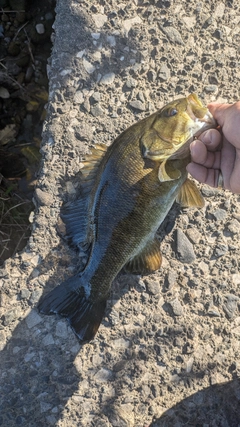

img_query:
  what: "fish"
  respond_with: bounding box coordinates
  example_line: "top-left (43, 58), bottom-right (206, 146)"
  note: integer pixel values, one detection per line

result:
top-left (38, 93), bottom-right (216, 343)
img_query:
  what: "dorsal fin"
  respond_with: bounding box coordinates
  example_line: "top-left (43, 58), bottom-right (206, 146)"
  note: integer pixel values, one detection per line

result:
top-left (176, 178), bottom-right (204, 208)
top-left (124, 238), bottom-right (162, 275)
top-left (80, 143), bottom-right (108, 180)
top-left (61, 143), bottom-right (108, 251)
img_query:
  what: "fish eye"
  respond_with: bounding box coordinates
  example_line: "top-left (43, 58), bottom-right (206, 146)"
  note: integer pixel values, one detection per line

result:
top-left (168, 108), bottom-right (178, 117)
top-left (162, 107), bottom-right (178, 118)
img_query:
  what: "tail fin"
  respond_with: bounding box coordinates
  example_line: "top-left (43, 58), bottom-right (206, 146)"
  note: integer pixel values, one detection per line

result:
top-left (38, 276), bottom-right (107, 343)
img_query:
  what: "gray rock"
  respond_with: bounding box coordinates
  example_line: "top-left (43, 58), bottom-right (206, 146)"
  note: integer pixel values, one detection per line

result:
top-left (25, 310), bottom-right (42, 328)
top-left (159, 25), bottom-right (184, 45)
top-left (227, 219), bottom-right (239, 233)
top-left (100, 72), bottom-right (115, 85)
top-left (126, 78), bottom-right (137, 88)
top-left (42, 333), bottom-right (55, 346)
top-left (145, 279), bottom-right (160, 295)
top-left (20, 288), bottom-right (31, 299)
top-left (212, 208), bottom-right (227, 221)
top-left (91, 105), bottom-right (104, 117)
top-left (30, 289), bottom-right (42, 304)
top-left (55, 320), bottom-right (69, 338)
top-left (74, 90), bottom-right (84, 104)
top-left (0, 330), bottom-right (6, 350)
top-left (0, 87), bottom-right (10, 99)
top-left (129, 100), bottom-right (146, 111)
top-left (94, 368), bottom-right (113, 382)
top-left (40, 401), bottom-right (53, 413)
top-left (169, 297), bottom-right (184, 316)
top-left (106, 35), bottom-right (116, 47)
top-left (92, 13), bottom-right (108, 28)
top-left (167, 270), bottom-right (178, 289)
top-left (35, 188), bottom-right (52, 206)
top-left (91, 91), bottom-right (101, 103)
top-left (204, 84), bottom-right (218, 93)
top-left (186, 227), bottom-right (202, 244)
top-left (214, 244), bottom-right (228, 258)
top-left (176, 229), bottom-right (196, 263)
top-left (83, 58), bottom-right (96, 74)
top-left (201, 185), bottom-right (220, 196)
top-left (3, 308), bottom-right (20, 326)
top-left (159, 64), bottom-right (171, 81)
top-left (223, 294), bottom-right (239, 319)
top-left (36, 23), bottom-right (45, 34)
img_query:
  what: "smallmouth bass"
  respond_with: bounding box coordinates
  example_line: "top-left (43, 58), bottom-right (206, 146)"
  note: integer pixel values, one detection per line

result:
top-left (39, 94), bottom-right (216, 343)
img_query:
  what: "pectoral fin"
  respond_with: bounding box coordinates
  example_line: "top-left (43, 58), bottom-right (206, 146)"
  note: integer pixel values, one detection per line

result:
top-left (124, 239), bottom-right (162, 275)
top-left (176, 178), bottom-right (205, 208)
top-left (158, 160), bottom-right (181, 182)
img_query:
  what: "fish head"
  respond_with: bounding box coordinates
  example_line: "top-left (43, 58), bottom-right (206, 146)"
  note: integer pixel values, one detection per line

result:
top-left (142, 93), bottom-right (217, 162)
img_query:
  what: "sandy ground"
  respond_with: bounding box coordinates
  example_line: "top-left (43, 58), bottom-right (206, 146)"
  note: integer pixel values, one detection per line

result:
top-left (1, 1), bottom-right (240, 426)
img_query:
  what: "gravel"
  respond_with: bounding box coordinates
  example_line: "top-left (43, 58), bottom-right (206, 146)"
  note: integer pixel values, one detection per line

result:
top-left (1, 1), bottom-right (240, 426)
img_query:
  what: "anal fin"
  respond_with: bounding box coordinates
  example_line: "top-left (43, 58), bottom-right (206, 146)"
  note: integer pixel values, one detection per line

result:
top-left (176, 178), bottom-right (204, 208)
top-left (124, 238), bottom-right (162, 275)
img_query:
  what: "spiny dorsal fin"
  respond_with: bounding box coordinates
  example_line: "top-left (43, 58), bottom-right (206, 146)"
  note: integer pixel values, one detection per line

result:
top-left (80, 143), bottom-right (108, 180)
top-left (158, 160), bottom-right (181, 182)
top-left (124, 238), bottom-right (162, 275)
top-left (176, 178), bottom-right (205, 208)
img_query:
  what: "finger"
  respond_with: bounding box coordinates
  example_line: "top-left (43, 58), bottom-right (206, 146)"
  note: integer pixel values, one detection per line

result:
top-left (230, 149), bottom-right (240, 194)
top-left (198, 128), bottom-right (222, 151)
top-left (207, 103), bottom-right (230, 127)
top-left (187, 163), bottom-right (220, 187)
top-left (190, 140), bottom-right (221, 169)
top-left (220, 136), bottom-right (238, 192)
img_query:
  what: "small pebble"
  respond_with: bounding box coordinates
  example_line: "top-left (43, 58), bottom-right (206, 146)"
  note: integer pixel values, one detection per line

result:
top-left (145, 279), bottom-right (160, 295)
top-left (0, 87), bottom-right (10, 99)
top-left (223, 294), bottom-right (239, 319)
top-left (100, 72), bottom-right (115, 85)
top-left (212, 208), bottom-right (227, 221)
top-left (106, 35), bottom-right (116, 47)
top-left (159, 25), bottom-right (184, 45)
top-left (159, 64), bottom-right (171, 81)
top-left (20, 288), bottom-right (31, 299)
top-left (35, 188), bottom-right (53, 206)
top-left (74, 90), bottom-right (84, 104)
top-left (55, 320), bottom-right (69, 338)
top-left (25, 310), bottom-right (42, 328)
top-left (3, 308), bottom-right (20, 326)
top-left (36, 23), bottom-right (45, 34)
top-left (129, 100), bottom-right (146, 111)
top-left (91, 105), bottom-right (104, 117)
top-left (83, 58), bottom-right (96, 74)
top-left (94, 368), bottom-right (113, 382)
top-left (92, 13), bottom-right (108, 28)
top-left (186, 227), bottom-right (202, 244)
top-left (176, 229), bottom-right (196, 263)
top-left (169, 297), bottom-right (184, 316)
top-left (42, 333), bottom-right (55, 346)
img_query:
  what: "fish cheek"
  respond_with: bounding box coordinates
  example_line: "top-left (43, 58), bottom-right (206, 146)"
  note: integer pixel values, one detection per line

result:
top-left (140, 128), bottom-right (173, 158)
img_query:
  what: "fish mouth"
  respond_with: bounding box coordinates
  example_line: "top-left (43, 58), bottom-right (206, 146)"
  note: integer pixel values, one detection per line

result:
top-left (187, 93), bottom-right (217, 132)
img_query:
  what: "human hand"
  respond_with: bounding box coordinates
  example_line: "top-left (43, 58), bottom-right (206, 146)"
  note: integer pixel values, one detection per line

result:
top-left (186, 102), bottom-right (240, 194)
